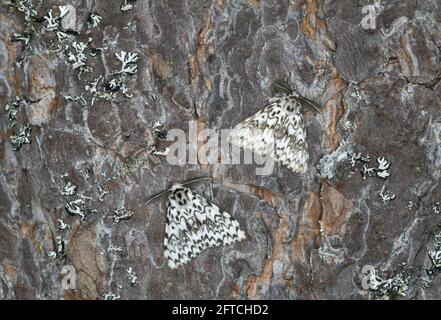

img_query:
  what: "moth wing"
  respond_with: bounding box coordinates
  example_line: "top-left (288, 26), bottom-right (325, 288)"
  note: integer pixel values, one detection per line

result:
top-left (229, 102), bottom-right (284, 158)
top-left (274, 112), bottom-right (309, 173)
top-left (229, 97), bottom-right (308, 174)
top-left (164, 186), bottom-right (245, 269)
top-left (164, 187), bottom-right (204, 268)
top-left (202, 200), bottom-right (246, 248)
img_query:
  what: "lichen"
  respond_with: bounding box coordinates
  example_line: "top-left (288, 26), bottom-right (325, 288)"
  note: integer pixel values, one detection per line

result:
top-left (112, 207), bottom-right (134, 223)
top-left (4, 96), bottom-right (21, 127)
top-left (65, 198), bottom-right (86, 220)
top-left (10, 124), bottom-right (31, 150)
top-left (379, 184), bottom-right (395, 204)
top-left (365, 264), bottom-right (412, 300)
top-left (121, 0), bottom-right (137, 12)
top-left (126, 267), bottom-right (138, 286)
top-left (61, 181), bottom-right (77, 196)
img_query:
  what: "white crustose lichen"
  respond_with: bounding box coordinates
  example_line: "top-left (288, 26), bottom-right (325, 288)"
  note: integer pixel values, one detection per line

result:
top-left (103, 292), bottom-right (120, 300)
top-left (65, 198), bottom-right (86, 220)
top-left (62, 181), bottom-right (77, 196)
top-left (64, 41), bottom-right (91, 74)
top-left (376, 157), bottom-right (391, 179)
top-left (149, 146), bottom-right (170, 157)
top-left (379, 184), bottom-right (395, 204)
top-left (55, 235), bottom-right (66, 258)
top-left (365, 266), bottom-right (411, 300)
top-left (10, 124), bottom-right (31, 150)
top-left (108, 244), bottom-right (123, 255)
top-left (88, 13), bottom-right (102, 28)
top-left (112, 207), bottom-right (134, 223)
top-left (349, 153), bottom-right (391, 181)
top-left (121, 0), bottom-right (136, 11)
top-left (115, 51), bottom-right (139, 74)
top-left (152, 121), bottom-right (168, 140)
top-left (84, 50), bottom-right (139, 105)
top-left (349, 152), bottom-right (370, 167)
top-left (5, 97), bottom-right (21, 127)
top-left (97, 186), bottom-right (109, 202)
top-left (362, 164), bottom-right (376, 179)
top-left (126, 267), bottom-right (138, 286)
top-left (57, 219), bottom-right (70, 230)
top-left (43, 6), bottom-right (69, 32)
top-left (433, 202), bottom-right (440, 215)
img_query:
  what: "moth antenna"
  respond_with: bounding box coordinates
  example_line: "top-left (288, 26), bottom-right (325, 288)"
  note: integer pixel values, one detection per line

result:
top-left (145, 177), bottom-right (212, 206)
top-left (298, 96), bottom-right (322, 113)
top-left (181, 176), bottom-right (212, 187)
top-left (163, 178), bottom-right (245, 268)
top-left (145, 189), bottom-right (172, 206)
top-left (272, 81), bottom-right (293, 95)
top-left (229, 86), bottom-right (312, 174)
top-left (272, 82), bottom-right (321, 113)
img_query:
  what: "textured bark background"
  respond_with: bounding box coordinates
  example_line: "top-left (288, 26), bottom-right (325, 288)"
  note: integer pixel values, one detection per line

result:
top-left (1, 0), bottom-right (441, 299)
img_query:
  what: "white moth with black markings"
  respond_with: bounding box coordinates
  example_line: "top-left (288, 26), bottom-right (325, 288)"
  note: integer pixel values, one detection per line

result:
top-left (146, 178), bottom-right (246, 269)
top-left (229, 83), bottom-right (320, 174)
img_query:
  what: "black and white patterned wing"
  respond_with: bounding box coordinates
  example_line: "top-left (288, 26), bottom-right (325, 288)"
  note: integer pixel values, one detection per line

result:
top-left (274, 111), bottom-right (308, 173)
top-left (229, 94), bottom-right (309, 174)
top-left (229, 101), bottom-right (282, 158)
top-left (164, 185), bottom-right (246, 269)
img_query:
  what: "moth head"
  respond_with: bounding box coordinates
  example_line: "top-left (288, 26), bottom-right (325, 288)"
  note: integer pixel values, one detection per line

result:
top-left (170, 183), bottom-right (183, 191)
top-left (272, 81), bottom-right (321, 114)
top-left (145, 177), bottom-right (211, 206)
top-left (272, 81), bottom-right (295, 96)
top-left (170, 183), bottom-right (185, 196)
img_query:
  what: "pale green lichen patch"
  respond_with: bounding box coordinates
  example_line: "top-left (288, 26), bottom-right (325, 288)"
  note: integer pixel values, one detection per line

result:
top-left (3, 96), bottom-right (32, 151)
top-left (351, 154), bottom-right (392, 180)
top-left (4, 96), bottom-right (21, 127)
top-left (365, 264), bottom-right (412, 300)
top-left (117, 149), bottom-right (151, 176)
top-left (83, 51), bottom-right (139, 106)
top-left (112, 207), bottom-right (134, 223)
top-left (10, 124), bottom-right (31, 150)
top-left (6, 0), bottom-right (39, 65)
top-left (420, 228), bottom-right (441, 288)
